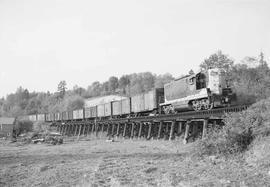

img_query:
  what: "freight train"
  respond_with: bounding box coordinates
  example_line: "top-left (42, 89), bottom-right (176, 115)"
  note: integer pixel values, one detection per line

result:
top-left (26, 68), bottom-right (236, 122)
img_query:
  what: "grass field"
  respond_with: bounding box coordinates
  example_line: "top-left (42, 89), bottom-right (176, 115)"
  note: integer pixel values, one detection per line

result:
top-left (0, 136), bottom-right (270, 187)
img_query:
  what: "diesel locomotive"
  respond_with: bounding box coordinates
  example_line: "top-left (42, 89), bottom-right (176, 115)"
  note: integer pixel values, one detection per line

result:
top-left (161, 68), bottom-right (236, 113)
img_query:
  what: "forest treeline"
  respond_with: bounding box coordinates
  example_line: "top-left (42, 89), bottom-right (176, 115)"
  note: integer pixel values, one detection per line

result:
top-left (0, 51), bottom-right (269, 117)
top-left (0, 71), bottom-right (174, 117)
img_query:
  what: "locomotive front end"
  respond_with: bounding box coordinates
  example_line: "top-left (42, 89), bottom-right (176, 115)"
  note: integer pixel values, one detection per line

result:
top-left (207, 68), bottom-right (236, 107)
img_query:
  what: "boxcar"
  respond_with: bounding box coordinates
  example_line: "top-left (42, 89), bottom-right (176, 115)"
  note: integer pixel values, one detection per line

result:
top-left (73, 109), bottom-right (84, 120)
top-left (131, 94), bottom-right (145, 113)
top-left (62, 111), bottom-right (68, 121)
top-left (29, 114), bottom-right (37, 121)
top-left (104, 103), bottom-right (112, 117)
top-left (112, 98), bottom-right (131, 116)
top-left (112, 101), bottom-right (121, 116)
top-left (122, 98), bottom-right (131, 114)
top-left (84, 106), bottom-right (97, 118)
top-left (45, 114), bottom-right (49, 121)
top-left (68, 111), bottom-right (73, 120)
top-left (48, 113), bottom-right (54, 121)
top-left (131, 88), bottom-right (164, 113)
top-left (46, 113), bottom-right (54, 122)
top-left (37, 114), bottom-right (45, 121)
top-left (97, 104), bottom-right (105, 117)
top-left (54, 113), bottom-right (61, 121)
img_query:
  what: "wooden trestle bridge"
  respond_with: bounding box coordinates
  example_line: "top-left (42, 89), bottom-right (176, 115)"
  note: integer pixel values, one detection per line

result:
top-left (55, 105), bottom-right (249, 144)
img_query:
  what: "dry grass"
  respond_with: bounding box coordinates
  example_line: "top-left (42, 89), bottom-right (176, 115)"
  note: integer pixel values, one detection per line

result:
top-left (0, 137), bottom-right (270, 187)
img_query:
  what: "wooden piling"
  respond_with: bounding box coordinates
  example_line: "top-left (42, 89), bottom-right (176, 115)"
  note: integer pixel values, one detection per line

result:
top-left (112, 123), bottom-right (115, 137)
top-left (77, 124), bottom-right (82, 140)
top-left (91, 123), bottom-right (95, 134)
top-left (123, 123), bottom-right (127, 138)
top-left (101, 123), bottom-right (105, 132)
top-left (158, 121), bottom-right (163, 139)
top-left (147, 122), bottom-right (152, 140)
top-left (74, 125), bottom-right (78, 136)
top-left (169, 120), bottom-right (176, 141)
top-left (138, 122), bottom-right (143, 138)
top-left (82, 124), bottom-right (86, 136)
top-left (183, 121), bottom-right (191, 144)
top-left (66, 124), bottom-right (70, 136)
top-left (202, 119), bottom-right (208, 138)
top-left (131, 123), bottom-right (135, 139)
top-left (95, 120), bottom-right (98, 137)
top-left (116, 123), bottom-right (120, 137)
top-left (178, 121), bottom-right (183, 136)
top-left (106, 123), bottom-right (110, 136)
top-left (85, 124), bottom-right (89, 135)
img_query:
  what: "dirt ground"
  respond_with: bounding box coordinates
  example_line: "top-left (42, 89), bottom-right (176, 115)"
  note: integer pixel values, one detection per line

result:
top-left (1, 136), bottom-right (270, 187)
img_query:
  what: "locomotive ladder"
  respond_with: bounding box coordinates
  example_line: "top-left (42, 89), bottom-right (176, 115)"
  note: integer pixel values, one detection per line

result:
top-left (55, 105), bottom-right (249, 144)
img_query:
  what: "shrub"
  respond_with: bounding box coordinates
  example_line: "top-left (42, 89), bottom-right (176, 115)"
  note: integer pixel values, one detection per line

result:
top-left (14, 120), bottom-right (33, 135)
top-left (32, 121), bottom-right (51, 132)
top-left (196, 97), bottom-right (270, 157)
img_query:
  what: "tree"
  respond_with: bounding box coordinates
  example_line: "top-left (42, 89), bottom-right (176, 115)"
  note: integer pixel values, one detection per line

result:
top-left (155, 73), bottom-right (174, 88)
top-left (230, 54), bottom-right (270, 104)
top-left (108, 76), bottom-right (118, 93)
top-left (200, 50), bottom-right (234, 72)
top-left (64, 95), bottom-right (85, 111)
top-left (73, 85), bottom-right (85, 96)
top-left (57, 81), bottom-right (67, 98)
top-left (119, 75), bottom-right (130, 94)
top-left (189, 69), bottom-right (194, 75)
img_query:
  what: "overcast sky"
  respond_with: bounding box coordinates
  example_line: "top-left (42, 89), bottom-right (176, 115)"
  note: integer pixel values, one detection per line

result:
top-left (0, 0), bottom-right (269, 97)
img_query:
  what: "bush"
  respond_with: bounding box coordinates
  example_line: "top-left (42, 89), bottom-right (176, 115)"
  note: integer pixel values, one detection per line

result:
top-left (32, 121), bottom-right (51, 132)
top-left (195, 97), bottom-right (270, 157)
top-left (14, 120), bottom-right (33, 136)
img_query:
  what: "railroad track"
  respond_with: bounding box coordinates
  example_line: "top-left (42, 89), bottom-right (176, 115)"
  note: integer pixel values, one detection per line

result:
top-left (96, 104), bottom-right (250, 123)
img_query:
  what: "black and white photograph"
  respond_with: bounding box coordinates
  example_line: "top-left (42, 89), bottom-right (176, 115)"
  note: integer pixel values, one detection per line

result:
top-left (0, 0), bottom-right (270, 186)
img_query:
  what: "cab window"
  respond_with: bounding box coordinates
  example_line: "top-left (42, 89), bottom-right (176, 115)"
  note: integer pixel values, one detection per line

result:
top-left (196, 73), bottom-right (206, 90)
top-left (189, 77), bottom-right (195, 85)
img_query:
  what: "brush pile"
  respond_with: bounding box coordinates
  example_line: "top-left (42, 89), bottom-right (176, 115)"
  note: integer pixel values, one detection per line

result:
top-left (18, 131), bottom-right (63, 145)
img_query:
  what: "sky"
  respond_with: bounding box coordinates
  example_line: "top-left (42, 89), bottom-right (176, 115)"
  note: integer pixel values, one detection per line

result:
top-left (0, 0), bottom-right (269, 97)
